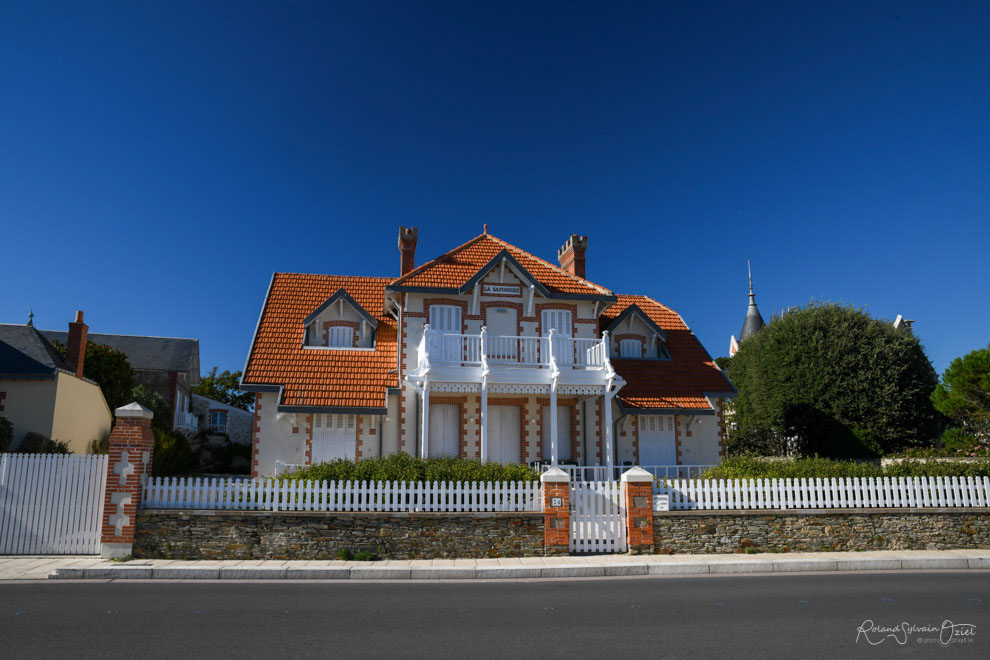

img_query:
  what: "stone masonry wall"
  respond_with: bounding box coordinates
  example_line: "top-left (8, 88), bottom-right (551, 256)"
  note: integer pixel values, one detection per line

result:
top-left (134, 510), bottom-right (546, 560)
top-left (653, 508), bottom-right (990, 554)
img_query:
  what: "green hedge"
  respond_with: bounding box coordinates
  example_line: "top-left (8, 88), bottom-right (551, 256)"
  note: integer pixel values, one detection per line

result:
top-left (703, 457), bottom-right (990, 479)
top-left (280, 453), bottom-right (539, 483)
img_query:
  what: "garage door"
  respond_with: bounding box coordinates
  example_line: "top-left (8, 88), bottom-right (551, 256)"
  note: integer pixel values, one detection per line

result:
top-left (429, 404), bottom-right (460, 457)
top-left (489, 406), bottom-right (521, 464)
top-left (312, 414), bottom-right (356, 463)
top-left (638, 415), bottom-right (676, 465)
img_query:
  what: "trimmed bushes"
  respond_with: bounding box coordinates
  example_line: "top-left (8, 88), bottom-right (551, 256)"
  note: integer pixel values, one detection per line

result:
top-left (280, 453), bottom-right (539, 483)
top-left (703, 456), bottom-right (990, 480)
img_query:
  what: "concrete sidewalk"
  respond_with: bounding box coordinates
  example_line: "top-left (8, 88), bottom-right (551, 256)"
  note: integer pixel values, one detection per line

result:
top-left (0, 550), bottom-right (987, 581)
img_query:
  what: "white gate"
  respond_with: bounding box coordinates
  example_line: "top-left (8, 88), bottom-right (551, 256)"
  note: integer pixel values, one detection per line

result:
top-left (0, 453), bottom-right (108, 555)
top-left (569, 481), bottom-right (626, 554)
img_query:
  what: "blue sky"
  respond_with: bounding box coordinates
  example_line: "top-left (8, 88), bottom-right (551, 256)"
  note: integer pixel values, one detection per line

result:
top-left (2, 1), bottom-right (988, 376)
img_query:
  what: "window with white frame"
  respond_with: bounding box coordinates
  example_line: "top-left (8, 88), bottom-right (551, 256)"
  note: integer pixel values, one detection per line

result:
top-left (619, 338), bottom-right (643, 358)
top-left (429, 305), bottom-right (462, 334)
top-left (327, 326), bottom-right (354, 348)
top-left (541, 309), bottom-right (572, 337)
top-left (209, 410), bottom-right (227, 433)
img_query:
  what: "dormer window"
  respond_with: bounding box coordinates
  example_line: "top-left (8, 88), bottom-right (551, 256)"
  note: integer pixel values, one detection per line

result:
top-left (619, 338), bottom-right (642, 358)
top-left (303, 288), bottom-right (378, 350)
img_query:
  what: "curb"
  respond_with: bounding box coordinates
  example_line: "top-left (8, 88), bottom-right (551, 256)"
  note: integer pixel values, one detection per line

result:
top-left (49, 556), bottom-right (990, 581)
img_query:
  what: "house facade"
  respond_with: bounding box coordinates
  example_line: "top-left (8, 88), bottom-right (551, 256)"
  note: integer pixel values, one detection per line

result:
top-left (242, 228), bottom-right (735, 477)
top-left (0, 312), bottom-right (112, 453)
top-left (40, 329), bottom-right (201, 434)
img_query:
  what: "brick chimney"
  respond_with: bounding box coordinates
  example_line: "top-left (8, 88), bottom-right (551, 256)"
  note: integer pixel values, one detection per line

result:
top-left (398, 226), bottom-right (419, 277)
top-left (65, 310), bottom-right (88, 378)
top-left (557, 235), bottom-right (589, 279)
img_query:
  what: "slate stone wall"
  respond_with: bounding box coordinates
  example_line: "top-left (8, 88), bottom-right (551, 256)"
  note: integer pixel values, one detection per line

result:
top-left (134, 510), bottom-right (546, 560)
top-left (653, 508), bottom-right (990, 554)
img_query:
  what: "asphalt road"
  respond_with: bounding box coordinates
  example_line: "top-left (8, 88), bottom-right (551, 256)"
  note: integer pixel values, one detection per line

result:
top-left (1, 572), bottom-right (988, 658)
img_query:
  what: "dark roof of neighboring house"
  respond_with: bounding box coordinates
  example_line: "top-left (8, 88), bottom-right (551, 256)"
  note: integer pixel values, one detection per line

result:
top-left (0, 324), bottom-right (73, 378)
top-left (39, 330), bottom-right (200, 374)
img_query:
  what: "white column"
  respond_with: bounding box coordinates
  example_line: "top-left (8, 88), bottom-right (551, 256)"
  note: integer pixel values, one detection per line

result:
top-left (549, 383), bottom-right (558, 465)
top-left (603, 389), bottom-right (614, 477)
top-left (421, 381), bottom-right (430, 459)
top-left (480, 385), bottom-right (488, 462)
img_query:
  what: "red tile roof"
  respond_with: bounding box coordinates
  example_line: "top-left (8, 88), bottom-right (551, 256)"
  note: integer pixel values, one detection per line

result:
top-left (242, 274), bottom-right (398, 409)
top-left (602, 295), bottom-right (734, 411)
top-left (390, 233), bottom-right (613, 298)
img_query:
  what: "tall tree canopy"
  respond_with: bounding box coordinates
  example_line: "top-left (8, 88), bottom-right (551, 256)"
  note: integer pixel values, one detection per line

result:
top-left (931, 344), bottom-right (990, 438)
top-left (728, 302), bottom-right (942, 457)
top-left (51, 339), bottom-right (135, 412)
top-left (193, 367), bottom-right (254, 411)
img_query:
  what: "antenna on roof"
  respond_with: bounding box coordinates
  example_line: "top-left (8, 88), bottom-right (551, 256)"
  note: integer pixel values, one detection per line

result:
top-left (27, 309), bottom-right (34, 326)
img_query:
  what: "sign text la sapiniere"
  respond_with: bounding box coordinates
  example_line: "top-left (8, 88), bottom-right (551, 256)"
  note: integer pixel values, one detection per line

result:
top-left (483, 284), bottom-right (522, 296)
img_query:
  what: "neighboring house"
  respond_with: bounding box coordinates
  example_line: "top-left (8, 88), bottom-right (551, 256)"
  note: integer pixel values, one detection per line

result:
top-left (0, 312), bottom-right (111, 453)
top-left (41, 328), bottom-right (201, 434)
top-left (191, 393), bottom-right (252, 445)
top-left (242, 227), bottom-right (735, 477)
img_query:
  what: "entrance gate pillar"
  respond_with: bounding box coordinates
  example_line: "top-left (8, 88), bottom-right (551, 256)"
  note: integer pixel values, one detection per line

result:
top-left (621, 467), bottom-right (655, 554)
top-left (100, 402), bottom-right (155, 558)
top-left (541, 467), bottom-right (570, 556)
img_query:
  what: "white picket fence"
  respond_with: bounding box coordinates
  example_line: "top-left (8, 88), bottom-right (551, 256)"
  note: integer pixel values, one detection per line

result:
top-left (142, 477), bottom-right (543, 513)
top-left (0, 453), bottom-right (108, 555)
top-left (656, 476), bottom-right (990, 511)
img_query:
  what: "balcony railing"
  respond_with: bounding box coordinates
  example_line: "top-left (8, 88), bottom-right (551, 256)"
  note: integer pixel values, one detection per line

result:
top-left (208, 423), bottom-right (228, 435)
top-left (420, 327), bottom-right (611, 371)
top-left (175, 410), bottom-right (198, 432)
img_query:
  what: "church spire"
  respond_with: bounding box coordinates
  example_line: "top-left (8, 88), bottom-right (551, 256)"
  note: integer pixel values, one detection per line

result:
top-left (739, 259), bottom-right (765, 342)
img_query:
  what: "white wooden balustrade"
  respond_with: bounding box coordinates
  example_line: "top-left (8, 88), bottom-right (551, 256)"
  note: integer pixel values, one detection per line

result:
top-left (142, 477), bottom-right (542, 513)
top-left (656, 476), bottom-right (990, 511)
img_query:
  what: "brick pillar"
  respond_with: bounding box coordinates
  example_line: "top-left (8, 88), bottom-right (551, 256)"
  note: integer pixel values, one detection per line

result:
top-left (100, 402), bottom-right (155, 558)
top-left (541, 467), bottom-right (570, 556)
top-left (621, 467), bottom-right (655, 554)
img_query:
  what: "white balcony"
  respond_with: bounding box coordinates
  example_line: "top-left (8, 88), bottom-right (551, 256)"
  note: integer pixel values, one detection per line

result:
top-left (411, 326), bottom-right (616, 389)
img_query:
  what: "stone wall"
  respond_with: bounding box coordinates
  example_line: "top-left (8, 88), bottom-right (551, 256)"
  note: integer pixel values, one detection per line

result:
top-left (134, 510), bottom-right (546, 560)
top-left (653, 508), bottom-right (990, 554)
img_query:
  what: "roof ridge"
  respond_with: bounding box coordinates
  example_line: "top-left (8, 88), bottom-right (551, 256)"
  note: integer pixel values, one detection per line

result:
top-left (41, 329), bottom-right (199, 342)
top-left (487, 234), bottom-right (614, 296)
top-left (389, 233), bottom-right (489, 285)
top-left (276, 272), bottom-right (393, 281)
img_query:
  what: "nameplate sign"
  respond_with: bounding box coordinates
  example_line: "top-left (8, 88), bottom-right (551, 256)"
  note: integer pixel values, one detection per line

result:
top-left (655, 494), bottom-right (670, 512)
top-left (483, 284), bottom-right (521, 296)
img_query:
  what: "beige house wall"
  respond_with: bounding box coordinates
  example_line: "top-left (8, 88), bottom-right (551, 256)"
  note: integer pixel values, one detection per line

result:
top-left (1, 378), bottom-right (57, 447)
top-left (51, 372), bottom-right (112, 454)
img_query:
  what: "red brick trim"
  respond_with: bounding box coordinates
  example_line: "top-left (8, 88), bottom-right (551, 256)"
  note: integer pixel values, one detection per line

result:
top-left (250, 395), bottom-right (262, 478)
top-left (0, 391), bottom-right (5, 412)
top-left (716, 399), bottom-right (726, 458)
top-left (618, 414), bottom-right (640, 465)
top-left (304, 414), bottom-right (314, 464)
top-left (595, 398), bottom-right (604, 464)
top-left (398, 295), bottom-right (408, 452)
top-left (674, 416), bottom-right (684, 465)
top-left (355, 415), bottom-right (364, 461)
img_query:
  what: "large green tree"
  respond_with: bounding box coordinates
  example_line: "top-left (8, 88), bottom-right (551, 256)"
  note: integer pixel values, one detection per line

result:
top-left (50, 339), bottom-right (135, 412)
top-left (931, 344), bottom-right (990, 438)
top-left (193, 367), bottom-right (254, 411)
top-left (729, 302), bottom-right (942, 457)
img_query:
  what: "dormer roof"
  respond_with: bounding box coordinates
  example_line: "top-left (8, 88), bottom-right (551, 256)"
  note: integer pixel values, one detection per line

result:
top-left (303, 288), bottom-right (379, 329)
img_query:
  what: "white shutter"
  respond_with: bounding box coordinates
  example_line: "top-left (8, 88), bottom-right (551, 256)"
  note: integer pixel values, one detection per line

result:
top-left (430, 305), bottom-right (461, 334)
top-left (328, 326), bottom-right (354, 347)
top-left (541, 309), bottom-right (572, 337)
top-left (620, 339), bottom-right (642, 358)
